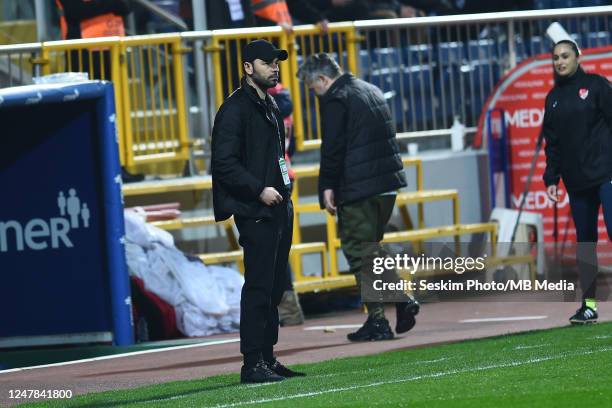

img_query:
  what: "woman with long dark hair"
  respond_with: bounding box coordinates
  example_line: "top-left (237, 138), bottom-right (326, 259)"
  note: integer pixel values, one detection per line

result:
top-left (542, 40), bottom-right (612, 324)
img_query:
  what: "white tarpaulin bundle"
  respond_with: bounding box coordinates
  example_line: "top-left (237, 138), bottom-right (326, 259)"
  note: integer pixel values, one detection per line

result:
top-left (124, 210), bottom-right (242, 336)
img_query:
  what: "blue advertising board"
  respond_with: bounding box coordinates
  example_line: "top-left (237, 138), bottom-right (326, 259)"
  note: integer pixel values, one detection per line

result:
top-left (0, 81), bottom-right (133, 346)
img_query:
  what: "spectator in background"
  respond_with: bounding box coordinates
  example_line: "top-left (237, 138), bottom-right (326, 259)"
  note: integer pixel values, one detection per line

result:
top-left (454, 0), bottom-right (534, 14)
top-left (206, 0), bottom-right (247, 29)
top-left (250, 0), bottom-right (294, 32)
top-left (297, 54), bottom-right (420, 342)
top-left (286, 0), bottom-right (362, 32)
top-left (56, 0), bottom-right (142, 183)
top-left (56, 0), bottom-right (131, 41)
top-left (55, 0), bottom-right (130, 84)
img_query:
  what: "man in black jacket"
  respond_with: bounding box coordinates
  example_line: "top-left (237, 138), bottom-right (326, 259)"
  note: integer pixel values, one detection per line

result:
top-left (211, 39), bottom-right (304, 383)
top-left (297, 53), bottom-right (420, 342)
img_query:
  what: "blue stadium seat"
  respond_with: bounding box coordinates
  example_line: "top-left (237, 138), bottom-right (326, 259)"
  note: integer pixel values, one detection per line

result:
top-left (401, 44), bottom-right (433, 66)
top-left (586, 31), bottom-right (610, 47)
top-left (467, 40), bottom-right (495, 61)
top-left (369, 65), bottom-right (434, 131)
top-left (370, 48), bottom-right (401, 71)
top-left (359, 50), bottom-right (372, 74)
top-left (529, 37), bottom-right (547, 56)
top-left (463, 61), bottom-right (498, 122)
top-left (402, 66), bottom-right (434, 129)
top-left (438, 42), bottom-right (465, 65)
top-left (435, 66), bottom-right (463, 126)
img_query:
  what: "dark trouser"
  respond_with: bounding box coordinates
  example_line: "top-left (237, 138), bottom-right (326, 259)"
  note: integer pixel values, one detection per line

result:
top-left (235, 201), bottom-right (293, 366)
top-left (568, 181), bottom-right (612, 300)
top-left (338, 194), bottom-right (396, 320)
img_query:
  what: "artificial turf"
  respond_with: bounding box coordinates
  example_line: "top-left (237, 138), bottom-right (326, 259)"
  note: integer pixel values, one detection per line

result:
top-left (19, 322), bottom-right (612, 407)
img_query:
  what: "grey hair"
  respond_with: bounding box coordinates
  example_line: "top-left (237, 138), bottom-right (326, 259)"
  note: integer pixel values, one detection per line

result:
top-left (296, 53), bottom-right (343, 83)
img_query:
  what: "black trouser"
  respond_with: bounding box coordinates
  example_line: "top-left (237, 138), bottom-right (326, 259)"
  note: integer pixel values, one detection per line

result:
top-left (235, 201), bottom-right (293, 365)
top-left (568, 181), bottom-right (612, 300)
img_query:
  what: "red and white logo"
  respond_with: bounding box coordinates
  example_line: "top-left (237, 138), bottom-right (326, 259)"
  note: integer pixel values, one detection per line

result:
top-left (579, 88), bottom-right (589, 100)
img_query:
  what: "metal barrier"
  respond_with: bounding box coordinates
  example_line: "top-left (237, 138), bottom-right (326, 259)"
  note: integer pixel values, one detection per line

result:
top-left (37, 38), bottom-right (128, 164)
top-left (1, 35), bottom-right (192, 170)
top-left (120, 34), bottom-right (190, 168)
top-left (1, 6), bottom-right (611, 166)
top-left (355, 6), bottom-right (612, 135)
top-left (0, 42), bottom-right (40, 88)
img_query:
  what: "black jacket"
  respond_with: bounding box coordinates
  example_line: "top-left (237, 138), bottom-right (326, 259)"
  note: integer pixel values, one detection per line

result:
top-left (542, 67), bottom-right (612, 193)
top-left (212, 77), bottom-right (288, 221)
top-left (318, 73), bottom-right (407, 206)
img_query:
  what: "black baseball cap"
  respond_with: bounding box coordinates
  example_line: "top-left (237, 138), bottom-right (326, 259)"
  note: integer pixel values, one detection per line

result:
top-left (243, 39), bottom-right (288, 63)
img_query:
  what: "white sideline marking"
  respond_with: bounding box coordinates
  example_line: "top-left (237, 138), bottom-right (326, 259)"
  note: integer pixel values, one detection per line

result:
top-left (514, 343), bottom-right (550, 350)
top-left (201, 347), bottom-right (612, 407)
top-left (0, 338), bottom-right (240, 375)
top-left (316, 357), bottom-right (450, 379)
top-left (459, 316), bottom-right (547, 323)
top-left (303, 324), bottom-right (363, 331)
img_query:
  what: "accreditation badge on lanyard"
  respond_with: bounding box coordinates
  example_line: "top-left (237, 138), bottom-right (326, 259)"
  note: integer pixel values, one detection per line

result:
top-left (268, 103), bottom-right (292, 187)
top-left (279, 157), bottom-right (291, 186)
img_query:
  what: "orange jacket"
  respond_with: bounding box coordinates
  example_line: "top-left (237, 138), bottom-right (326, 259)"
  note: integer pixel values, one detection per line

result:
top-left (56, 0), bottom-right (127, 40)
top-left (251, 0), bottom-right (292, 25)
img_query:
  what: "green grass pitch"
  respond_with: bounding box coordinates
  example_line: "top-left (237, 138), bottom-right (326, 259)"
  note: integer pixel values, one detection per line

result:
top-left (22, 322), bottom-right (612, 407)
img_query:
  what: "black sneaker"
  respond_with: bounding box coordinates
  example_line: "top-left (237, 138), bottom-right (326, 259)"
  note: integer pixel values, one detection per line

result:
top-left (347, 317), bottom-right (394, 342)
top-left (267, 359), bottom-right (306, 377)
top-left (395, 299), bottom-right (420, 334)
top-left (569, 304), bottom-right (598, 325)
top-left (240, 360), bottom-right (285, 384)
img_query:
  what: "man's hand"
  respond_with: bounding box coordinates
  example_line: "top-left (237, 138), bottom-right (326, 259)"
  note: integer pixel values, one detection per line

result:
top-left (323, 189), bottom-right (337, 215)
top-left (546, 185), bottom-right (560, 203)
top-left (317, 19), bottom-right (330, 34)
top-left (279, 22), bottom-right (293, 34)
top-left (260, 187), bottom-right (283, 206)
top-left (400, 5), bottom-right (420, 18)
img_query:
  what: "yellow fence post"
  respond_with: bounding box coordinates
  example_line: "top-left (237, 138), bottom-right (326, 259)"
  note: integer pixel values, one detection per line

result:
top-left (209, 36), bottom-right (224, 110)
top-left (113, 40), bottom-right (130, 168)
top-left (346, 24), bottom-right (359, 76)
top-left (171, 36), bottom-right (190, 164)
top-left (286, 29), bottom-right (306, 152)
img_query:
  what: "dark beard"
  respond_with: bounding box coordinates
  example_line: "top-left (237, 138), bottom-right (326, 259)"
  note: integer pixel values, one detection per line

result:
top-left (250, 70), bottom-right (278, 90)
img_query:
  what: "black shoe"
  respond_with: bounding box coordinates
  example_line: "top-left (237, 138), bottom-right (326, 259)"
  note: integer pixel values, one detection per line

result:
top-left (121, 166), bottom-right (145, 184)
top-left (569, 303), bottom-right (598, 325)
top-left (240, 360), bottom-right (285, 384)
top-left (267, 358), bottom-right (306, 377)
top-left (347, 317), bottom-right (394, 342)
top-left (395, 299), bottom-right (420, 334)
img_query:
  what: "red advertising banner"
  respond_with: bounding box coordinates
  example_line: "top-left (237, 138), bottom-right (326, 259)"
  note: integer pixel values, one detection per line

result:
top-left (475, 46), bottom-right (612, 245)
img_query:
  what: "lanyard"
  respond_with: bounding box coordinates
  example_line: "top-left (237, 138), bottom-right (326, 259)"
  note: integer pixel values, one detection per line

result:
top-left (263, 100), bottom-right (284, 158)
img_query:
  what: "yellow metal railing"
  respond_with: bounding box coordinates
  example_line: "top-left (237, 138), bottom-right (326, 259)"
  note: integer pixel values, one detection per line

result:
top-left (120, 34), bottom-right (190, 168)
top-left (25, 24), bottom-right (364, 170)
top-left (37, 37), bottom-right (127, 163)
top-left (34, 34), bottom-right (190, 170)
top-left (289, 158), bottom-right (423, 279)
